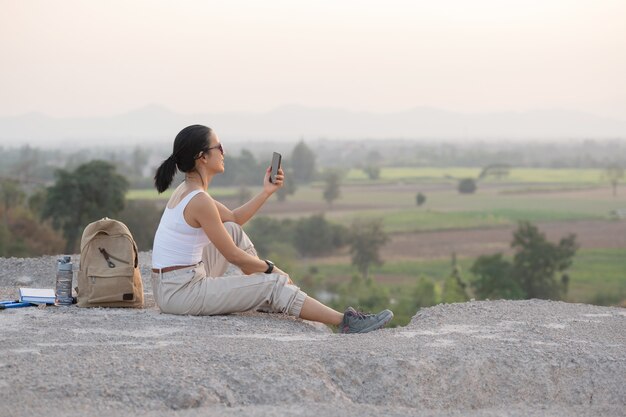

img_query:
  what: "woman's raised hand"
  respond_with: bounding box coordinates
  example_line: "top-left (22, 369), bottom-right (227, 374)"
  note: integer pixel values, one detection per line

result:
top-left (263, 166), bottom-right (284, 194)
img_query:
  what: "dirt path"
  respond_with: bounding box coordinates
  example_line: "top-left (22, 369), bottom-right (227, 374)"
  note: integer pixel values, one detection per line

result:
top-left (382, 219), bottom-right (626, 260)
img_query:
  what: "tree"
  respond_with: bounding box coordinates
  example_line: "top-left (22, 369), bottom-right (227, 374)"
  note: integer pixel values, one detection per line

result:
top-left (15, 145), bottom-right (40, 182)
top-left (363, 165), bottom-right (381, 180)
top-left (0, 206), bottom-right (65, 257)
top-left (348, 218), bottom-right (389, 281)
top-left (293, 214), bottom-right (347, 257)
top-left (291, 140), bottom-right (316, 183)
top-left (211, 149), bottom-right (261, 187)
top-left (458, 178), bottom-right (477, 194)
top-left (441, 253), bottom-right (469, 303)
top-left (331, 272), bottom-right (392, 318)
top-left (561, 273), bottom-right (570, 298)
top-left (604, 163), bottom-right (624, 197)
top-left (366, 150), bottom-right (382, 165)
top-left (0, 180), bottom-right (65, 257)
top-left (413, 277), bottom-right (437, 309)
top-left (43, 160), bottom-right (129, 253)
top-left (235, 149), bottom-right (260, 185)
top-left (245, 217), bottom-right (293, 258)
top-left (118, 200), bottom-right (162, 251)
top-left (469, 221), bottom-right (578, 301)
top-left (27, 187), bottom-right (47, 219)
top-left (246, 214), bottom-right (347, 258)
top-left (0, 179), bottom-right (25, 223)
top-left (470, 253), bottom-right (523, 300)
top-left (0, 222), bottom-right (9, 256)
top-left (442, 275), bottom-right (469, 304)
top-left (416, 192), bottom-right (426, 206)
top-left (511, 221), bottom-right (578, 300)
top-left (322, 170), bottom-right (342, 207)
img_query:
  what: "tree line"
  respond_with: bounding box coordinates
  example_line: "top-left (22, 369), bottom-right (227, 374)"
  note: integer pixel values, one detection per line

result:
top-left (0, 160), bottom-right (162, 256)
top-left (3, 139), bottom-right (625, 189)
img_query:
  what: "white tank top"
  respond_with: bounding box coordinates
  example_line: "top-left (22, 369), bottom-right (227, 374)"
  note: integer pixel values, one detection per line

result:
top-left (151, 190), bottom-right (211, 269)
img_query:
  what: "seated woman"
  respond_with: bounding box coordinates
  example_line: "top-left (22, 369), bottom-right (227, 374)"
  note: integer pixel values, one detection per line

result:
top-left (151, 125), bottom-right (393, 333)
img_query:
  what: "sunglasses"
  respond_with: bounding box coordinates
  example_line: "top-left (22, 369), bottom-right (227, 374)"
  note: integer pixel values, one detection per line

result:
top-left (195, 143), bottom-right (224, 159)
top-left (207, 143), bottom-right (224, 155)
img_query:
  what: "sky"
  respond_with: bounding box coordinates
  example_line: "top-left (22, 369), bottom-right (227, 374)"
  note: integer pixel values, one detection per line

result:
top-left (1, 0), bottom-right (625, 120)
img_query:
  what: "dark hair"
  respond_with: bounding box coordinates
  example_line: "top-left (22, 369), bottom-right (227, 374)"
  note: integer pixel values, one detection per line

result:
top-left (154, 125), bottom-right (212, 193)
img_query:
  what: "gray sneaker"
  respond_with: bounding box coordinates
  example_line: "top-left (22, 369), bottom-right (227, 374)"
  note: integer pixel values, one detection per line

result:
top-left (339, 307), bottom-right (394, 334)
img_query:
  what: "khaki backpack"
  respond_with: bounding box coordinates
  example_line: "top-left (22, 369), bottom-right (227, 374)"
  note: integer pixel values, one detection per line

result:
top-left (77, 217), bottom-right (144, 308)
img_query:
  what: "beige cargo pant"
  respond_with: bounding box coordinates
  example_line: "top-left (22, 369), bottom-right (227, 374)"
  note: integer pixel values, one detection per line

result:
top-left (151, 222), bottom-right (307, 316)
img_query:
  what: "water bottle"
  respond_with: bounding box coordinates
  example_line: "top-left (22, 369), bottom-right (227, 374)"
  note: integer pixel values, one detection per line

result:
top-left (55, 256), bottom-right (73, 306)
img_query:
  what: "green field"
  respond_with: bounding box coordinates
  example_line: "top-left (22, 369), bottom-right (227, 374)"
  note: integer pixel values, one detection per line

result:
top-left (567, 249), bottom-right (626, 304)
top-left (298, 248), bottom-right (626, 306)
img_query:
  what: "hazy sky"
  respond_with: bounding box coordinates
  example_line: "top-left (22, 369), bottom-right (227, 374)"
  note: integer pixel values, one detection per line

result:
top-left (1, 0), bottom-right (625, 120)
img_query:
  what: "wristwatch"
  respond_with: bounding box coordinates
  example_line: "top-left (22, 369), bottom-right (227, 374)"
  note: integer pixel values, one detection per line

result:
top-left (264, 259), bottom-right (274, 274)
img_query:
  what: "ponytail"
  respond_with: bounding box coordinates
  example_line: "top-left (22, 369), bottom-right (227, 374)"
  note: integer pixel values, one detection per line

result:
top-left (154, 124), bottom-right (213, 193)
top-left (154, 156), bottom-right (178, 193)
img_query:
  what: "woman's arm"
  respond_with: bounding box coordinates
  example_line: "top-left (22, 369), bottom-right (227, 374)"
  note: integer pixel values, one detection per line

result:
top-left (188, 192), bottom-right (271, 275)
top-left (217, 167), bottom-right (284, 226)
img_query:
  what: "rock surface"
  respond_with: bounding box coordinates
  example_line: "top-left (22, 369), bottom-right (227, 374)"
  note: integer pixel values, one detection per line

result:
top-left (0, 254), bottom-right (625, 417)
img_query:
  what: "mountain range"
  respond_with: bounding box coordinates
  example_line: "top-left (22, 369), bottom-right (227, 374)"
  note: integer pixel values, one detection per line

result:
top-left (1, 104), bottom-right (625, 147)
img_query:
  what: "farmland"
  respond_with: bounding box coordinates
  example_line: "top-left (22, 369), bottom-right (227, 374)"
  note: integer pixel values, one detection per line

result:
top-left (128, 167), bottom-right (626, 319)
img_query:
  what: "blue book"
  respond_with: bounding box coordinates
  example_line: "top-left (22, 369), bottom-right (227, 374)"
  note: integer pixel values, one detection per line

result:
top-left (19, 288), bottom-right (56, 304)
top-left (0, 301), bottom-right (34, 309)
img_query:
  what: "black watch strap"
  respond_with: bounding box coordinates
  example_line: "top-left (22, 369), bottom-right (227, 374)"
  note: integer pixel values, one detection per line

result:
top-left (264, 259), bottom-right (274, 274)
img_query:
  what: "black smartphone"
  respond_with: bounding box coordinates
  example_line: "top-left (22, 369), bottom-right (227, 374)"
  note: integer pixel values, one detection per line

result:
top-left (270, 152), bottom-right (282, 184)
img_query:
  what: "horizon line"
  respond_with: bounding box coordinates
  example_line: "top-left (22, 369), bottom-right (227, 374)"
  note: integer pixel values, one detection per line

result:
top-left (2, 103), bottom-right (626, 123)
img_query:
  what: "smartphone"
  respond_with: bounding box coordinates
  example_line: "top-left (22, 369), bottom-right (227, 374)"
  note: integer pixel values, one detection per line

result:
top-left (270, 152), bottom-right (282, 184)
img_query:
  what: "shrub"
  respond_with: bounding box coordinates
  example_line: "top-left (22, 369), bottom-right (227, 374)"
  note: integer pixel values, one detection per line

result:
top-left (458, 178), bottom-right (477, 194)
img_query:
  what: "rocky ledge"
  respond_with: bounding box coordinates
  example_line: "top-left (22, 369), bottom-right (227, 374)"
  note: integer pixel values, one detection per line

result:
top-left (0, 255), bottom-right (625, 417)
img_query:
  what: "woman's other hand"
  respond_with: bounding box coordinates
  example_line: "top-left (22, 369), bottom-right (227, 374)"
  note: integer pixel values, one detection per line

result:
top-left (263, 167), bottom-right (284, 194)
top-left (273, 266), bottom-right (293, 284)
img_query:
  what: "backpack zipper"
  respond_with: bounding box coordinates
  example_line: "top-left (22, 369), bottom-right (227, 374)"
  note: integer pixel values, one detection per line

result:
top-left (98, 248), bottom-right (130, 268)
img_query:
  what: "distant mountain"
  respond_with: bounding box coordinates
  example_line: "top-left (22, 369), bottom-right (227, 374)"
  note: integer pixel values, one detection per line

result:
top-left (1, 104), bottom-right (625, 147)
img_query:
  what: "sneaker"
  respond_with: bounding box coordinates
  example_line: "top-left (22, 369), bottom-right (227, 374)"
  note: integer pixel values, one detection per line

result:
top-left (339, 306), bottom-right (394, 334)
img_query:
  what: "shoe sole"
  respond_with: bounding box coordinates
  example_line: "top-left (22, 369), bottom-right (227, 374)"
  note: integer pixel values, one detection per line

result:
top-left (354, 310), bottom-right (394, 334)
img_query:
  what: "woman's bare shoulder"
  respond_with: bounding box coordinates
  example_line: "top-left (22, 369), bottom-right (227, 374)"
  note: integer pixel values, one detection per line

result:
top-left (168, 184), bottom-right (210, 209)
top-left (186, 189), bottom-right (216, 211)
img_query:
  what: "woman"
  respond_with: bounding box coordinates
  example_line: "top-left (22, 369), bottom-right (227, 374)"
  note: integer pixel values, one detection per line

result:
top-left (151, 124), bottom-right (393, 333)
